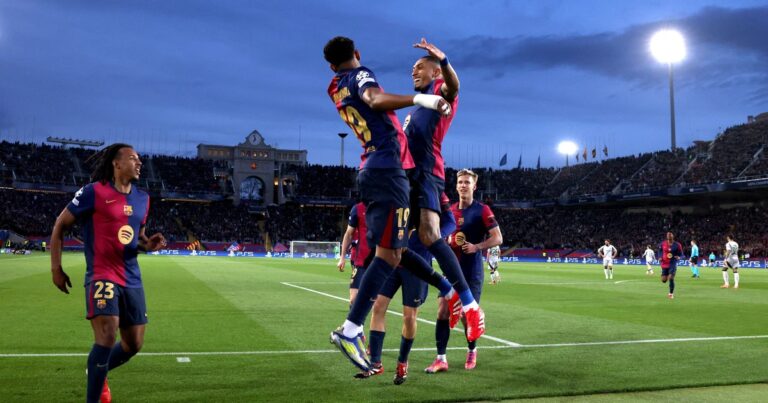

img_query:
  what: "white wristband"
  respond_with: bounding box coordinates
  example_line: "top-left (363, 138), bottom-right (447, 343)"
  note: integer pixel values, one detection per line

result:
top-left (413, 94), bottom-right (451, 115)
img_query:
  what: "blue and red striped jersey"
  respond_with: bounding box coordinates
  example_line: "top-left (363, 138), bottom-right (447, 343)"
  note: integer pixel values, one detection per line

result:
top-left (328, 66), bottom-right (414, 170)
top-left (449, 200), bottom-right (498, 273)
top-left (348, 202), bottom-right (370, 267)
top-left (67, 181), bottom-right (149, 288)
top-left (403, 78), bottom-right (458, 179)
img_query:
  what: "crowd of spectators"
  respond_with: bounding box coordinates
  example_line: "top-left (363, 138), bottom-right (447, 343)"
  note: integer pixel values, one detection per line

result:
top-left (151, 155), bottom-right (224, 193)
top-left (287, 164), bottom-right (356, 198)
top-left (568, 154), bottom-right (652, 196)
top-left (0, 142), bottom-right (77, 185)
top-left (6, 187), bottom-right (767, 258)
top-left (682, 121), bottom-right (768, 185)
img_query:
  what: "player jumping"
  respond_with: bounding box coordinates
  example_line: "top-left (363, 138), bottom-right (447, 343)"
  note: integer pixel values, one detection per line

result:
top-left (50, 144), bottom-right (166, 403)
top-left (363, 195), bottom-right (455, 384)
top-left (324, 36), bottom-right (483, 373)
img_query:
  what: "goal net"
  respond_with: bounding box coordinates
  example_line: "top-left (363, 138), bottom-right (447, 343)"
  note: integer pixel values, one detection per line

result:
top-left (289, 240), bottom-right (340, 259)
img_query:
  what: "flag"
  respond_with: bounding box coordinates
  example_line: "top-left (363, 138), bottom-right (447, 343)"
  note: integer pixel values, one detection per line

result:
top-left (603, 145), bottom-right (608, 156)
top-left (536, 155), bottom-right (541, 169)
top-left (576, 154), bottom-right (580, 162)
top-left (592, 147), bottom-right (597, 159)
top-left (499, 153), bottom-right (508, 167)
top-left (517, 154), bottom-right (522, 169)
top-left (582, 146), bottom-right (588, 161)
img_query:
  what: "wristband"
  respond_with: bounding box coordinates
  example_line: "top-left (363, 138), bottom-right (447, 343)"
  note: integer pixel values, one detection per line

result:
top-left (440, 57), bottom-right (449, 67)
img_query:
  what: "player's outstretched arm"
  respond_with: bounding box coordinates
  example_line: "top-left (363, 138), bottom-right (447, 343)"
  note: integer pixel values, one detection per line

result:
top-left (50, 208), bottom-right (75, 294)
top-left (414, 38), bottom-right (459, 102)
top-left (362, 87), bottom-right (451, 116)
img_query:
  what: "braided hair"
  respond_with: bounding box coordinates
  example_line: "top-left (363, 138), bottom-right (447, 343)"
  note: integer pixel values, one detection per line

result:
top-left (86, 143), bottom-right (133, 183)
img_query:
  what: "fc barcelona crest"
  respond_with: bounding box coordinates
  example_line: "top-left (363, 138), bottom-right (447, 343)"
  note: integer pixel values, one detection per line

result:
top-left (97, 299), bottom-right (106, 309)
top-left (123, 205), bottom-right (133, 216)
top-left (397, 229), bottom-right (404, 240)
top-left (458, 217), bottom-right (464, 226)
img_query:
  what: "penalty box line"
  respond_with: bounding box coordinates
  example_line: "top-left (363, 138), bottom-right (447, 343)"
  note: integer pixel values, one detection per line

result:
top-left (281, 281), bottom-right (521, 347)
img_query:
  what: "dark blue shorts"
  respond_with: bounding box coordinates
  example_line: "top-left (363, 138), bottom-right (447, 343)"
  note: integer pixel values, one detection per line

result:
top-left (690, 256), bottom-right (699, 264)
top-left (349, 265), bottom-right (367, 289)
top-left (378, 267), bottom-right (429, 308)
top-left (661, 266), bottom-right (678, 277)
top-left (358, 168), bottom-right (410, 249)
top-left (85, 281), bottom-right (148, 327)
top-left (461, 262), bottom-right (484, 303)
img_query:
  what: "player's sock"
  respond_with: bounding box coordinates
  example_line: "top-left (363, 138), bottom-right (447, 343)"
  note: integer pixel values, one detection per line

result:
top-left (398, 336), bottom-right (414, 363)
top-left (436, 319), bottom-right (450, 355)
top-left (722, 271), bottom-right (729, 285)
top-left (368, 330), bottom-right (385, 364)
top-left (86, 344), bottom-right (111, 403)
top-left (734, 273), bottom-right (740, 287)
top-left (400, 249), bottom-right (453, 296)
top-left (669, 279), bottom-right (675, 294)
top-left (603, 268), bottom-right (609, 279)
top-left (437, 354), bottom-right (447, 362)
top-left (609, 268), bottom-right (613, 279)
top-left (107, 342), bottom-right (136, 371)
top-left (467, 340), bottom-right (477, 351)
top-left (428, 239), bottom-right (473, 304)
top-left (345, 257), bottom-right (393, 335)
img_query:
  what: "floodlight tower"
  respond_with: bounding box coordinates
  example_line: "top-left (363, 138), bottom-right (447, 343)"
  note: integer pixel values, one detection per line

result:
top-left (557, 140), bottom-right (578, 167)
top-left (650, 29), bottom-right (686, 151)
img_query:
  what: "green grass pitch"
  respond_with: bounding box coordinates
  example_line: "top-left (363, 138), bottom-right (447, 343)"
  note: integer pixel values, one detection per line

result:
top-left (1, 253), bottom-right (767, 402)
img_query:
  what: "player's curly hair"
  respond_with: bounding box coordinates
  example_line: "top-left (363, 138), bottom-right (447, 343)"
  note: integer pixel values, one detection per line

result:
top-left (324, 36), bottom-right (355, 66)
top-left (87, 143), bottom-right (133, 183)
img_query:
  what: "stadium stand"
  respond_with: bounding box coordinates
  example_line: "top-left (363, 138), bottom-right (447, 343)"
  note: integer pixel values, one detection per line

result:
top-left (2, 119), bottom-right (767, 257)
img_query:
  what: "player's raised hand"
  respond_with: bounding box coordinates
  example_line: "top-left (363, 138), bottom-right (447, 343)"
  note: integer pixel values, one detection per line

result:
top-left (414, 37), bottom-right (446, 61)
top-left (145, 233), bottom-right (167, 252)
top-left (52, 266), bottom-right (72, 294)
top-left (337, 257), bottom-right (346, 272)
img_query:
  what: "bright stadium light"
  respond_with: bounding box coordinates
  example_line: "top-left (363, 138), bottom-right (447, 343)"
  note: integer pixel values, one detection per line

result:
top-left (650, 29), bottom-right (686, 150)
top-left (557, 140), bottom-right (578, 167)
top-left (650, 29), bottom-right (686, 64)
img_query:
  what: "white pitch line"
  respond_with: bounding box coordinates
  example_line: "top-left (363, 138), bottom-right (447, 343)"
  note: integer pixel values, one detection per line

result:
top-left (4, 335), bottom-right (768, 358)
top-left (521, 334), bottom-right (768, 348)
top-left (281, 282), bottom-right (522, 347)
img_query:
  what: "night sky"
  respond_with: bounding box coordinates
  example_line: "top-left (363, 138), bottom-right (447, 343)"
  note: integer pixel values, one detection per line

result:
top-left (1, 0), bottom-right (767, 168)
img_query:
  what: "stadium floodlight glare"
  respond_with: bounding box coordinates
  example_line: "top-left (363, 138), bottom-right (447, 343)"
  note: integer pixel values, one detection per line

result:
top-left (557, 140), bottom-right (578, 167)
top-left (650, 29), bottom-right (686, 64)
top-left (650, 29), bottom-right (686, 150)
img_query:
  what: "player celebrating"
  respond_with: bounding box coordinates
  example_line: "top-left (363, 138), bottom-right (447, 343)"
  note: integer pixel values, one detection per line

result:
top-left (404, 38), bottom-right (485, 335)
top-left (643, 245), bottom-right (655, 275)
top-left (659, 231), bottom-right (683, 299)
top-left (689, 240), bottom-right (700, 279)
top-left (597, 239), bottom-right (617, 280)
top-left (337, 202), bottom-right (370, 305)
top-left (50, 144), bottom-right (166, 403)
top-left (425, 169), bottom-right (502, 373)
top-left (487, 245), bottom-right (501, 284)
top-left (722, 235), bottom-right (740, 288)
top-left (364, 195), bottom-right (455, 384)
top-left (324, 36), bottom-right (481, 373)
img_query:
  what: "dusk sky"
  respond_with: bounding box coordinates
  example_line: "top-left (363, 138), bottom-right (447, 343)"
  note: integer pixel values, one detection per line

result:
top-left (1, 0), bottom-right (767, 168)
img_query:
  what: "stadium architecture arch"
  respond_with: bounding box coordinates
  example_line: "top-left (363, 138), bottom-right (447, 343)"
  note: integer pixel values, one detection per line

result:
top-left (197, 130), bottom-right (307, 205)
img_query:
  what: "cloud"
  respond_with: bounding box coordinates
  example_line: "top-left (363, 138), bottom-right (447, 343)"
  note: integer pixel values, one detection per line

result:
top-left (415, 6), bottom-right (768, 95)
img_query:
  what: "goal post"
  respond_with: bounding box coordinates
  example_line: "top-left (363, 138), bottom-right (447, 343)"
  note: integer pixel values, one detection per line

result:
top-left (289, 240), bottom-right (341, 259)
